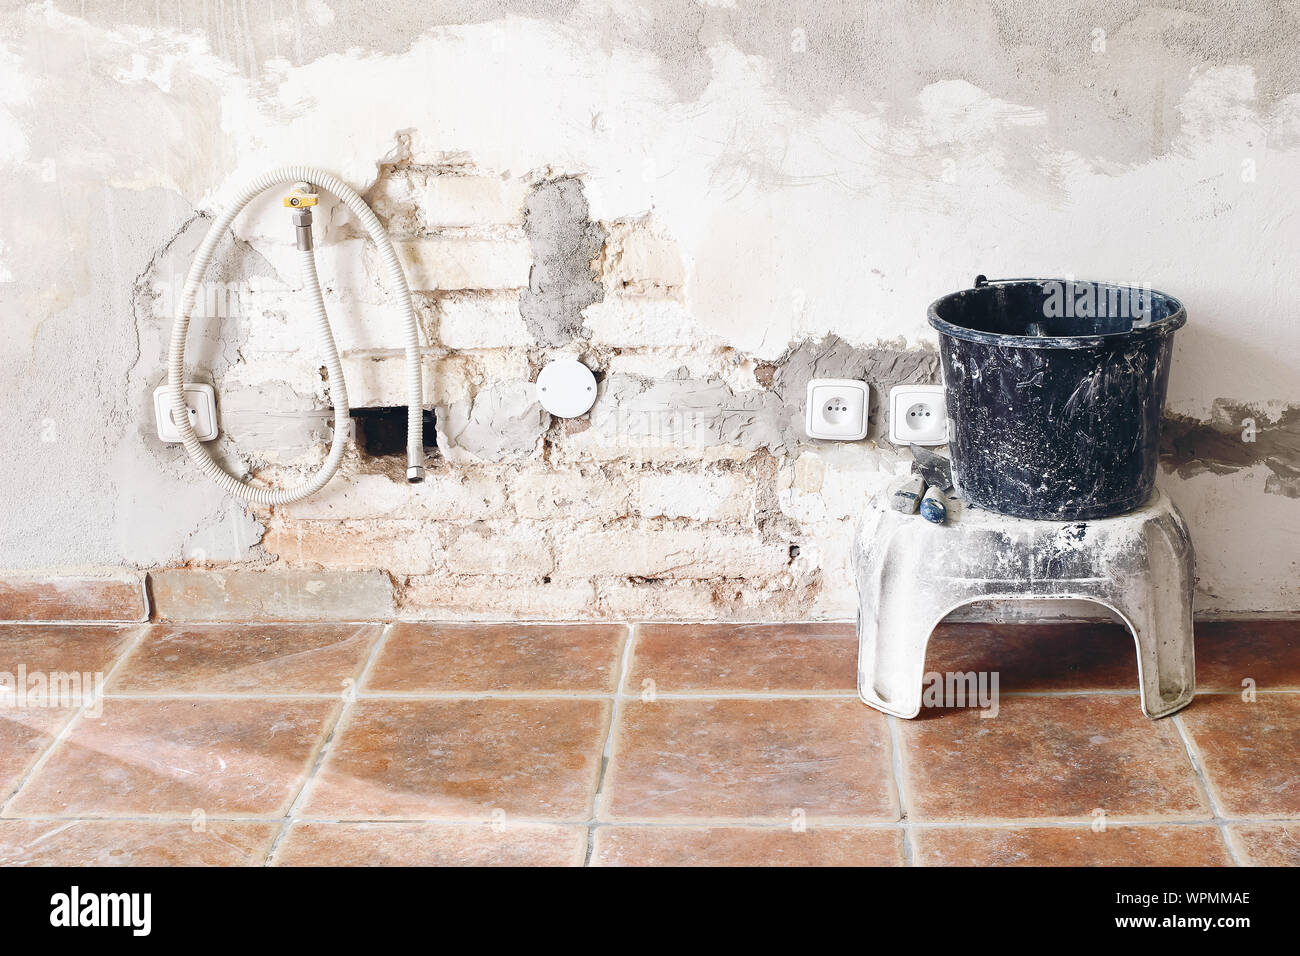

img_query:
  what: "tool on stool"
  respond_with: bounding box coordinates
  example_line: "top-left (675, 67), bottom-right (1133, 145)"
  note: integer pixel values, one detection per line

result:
top-left (919, 485), bottom-right (948, 524)
top-left (888, 475), bottom-right (925, 514)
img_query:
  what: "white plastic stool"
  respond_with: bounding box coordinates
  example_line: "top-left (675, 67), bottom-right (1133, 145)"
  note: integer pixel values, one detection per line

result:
top-left (853, 488), bottom-right (1195, 719)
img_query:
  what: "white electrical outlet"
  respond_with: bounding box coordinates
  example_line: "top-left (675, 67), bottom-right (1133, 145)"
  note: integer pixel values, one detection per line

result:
top-left (153, 383), bottom-right (219, 442)
top-left (805, 379), bottom-right (869, 441)
top-left (889, 384), bottom-right (947, 446)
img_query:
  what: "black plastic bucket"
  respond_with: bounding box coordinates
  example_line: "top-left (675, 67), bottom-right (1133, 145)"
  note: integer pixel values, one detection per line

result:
top-left (928, 277), bottom-right (1186, 521)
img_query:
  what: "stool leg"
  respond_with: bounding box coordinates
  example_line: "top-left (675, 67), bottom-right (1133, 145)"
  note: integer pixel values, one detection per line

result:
top-left (1111, 521), bottom-right (1197, 718)
top-left (1122, 603), bottom-right (1195, 718)
top-left (857, 593), bottom-right (935, 719)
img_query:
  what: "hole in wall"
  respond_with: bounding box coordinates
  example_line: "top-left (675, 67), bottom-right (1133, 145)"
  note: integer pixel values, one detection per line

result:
top-left (350, 407), bottom-right (438, 458)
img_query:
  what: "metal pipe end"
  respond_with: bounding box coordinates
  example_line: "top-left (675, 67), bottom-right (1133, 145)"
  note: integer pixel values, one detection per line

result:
top-left (293, 207), bottom-right (314, 250)
top-left (406, 465), bottom-right (425, 484)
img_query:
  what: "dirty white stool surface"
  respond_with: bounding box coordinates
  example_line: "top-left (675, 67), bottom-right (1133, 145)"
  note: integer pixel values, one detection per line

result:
top-left (853, 487), bottom-right (1195, 719)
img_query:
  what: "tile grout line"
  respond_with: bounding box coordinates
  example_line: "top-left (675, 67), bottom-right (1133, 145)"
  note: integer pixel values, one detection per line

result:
top-left (262, 622), bottom-right (397, 866)
top-left (1170, 713), bottom-right (1245, 866)
top-left (20, 616), bottom-right (1292, 627)
top-left (99, 690), bottom-right (616, 700)
top-left (87, 688), bottom-right (1300, 702)
top-left (884, 715), bottom-right (914, 866)
top-left (4, 617), bottom-right (1297, 633)
top-left (0, 623), bottom-right (151, 818)
top-left (584, 622), bottom-right (636, 867)
top-left (0, 619), bottom-right (149, 627)
top-left (7, 813), bottom-right (1291, 827)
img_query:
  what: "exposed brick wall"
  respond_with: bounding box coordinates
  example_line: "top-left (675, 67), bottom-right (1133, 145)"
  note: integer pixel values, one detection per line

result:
top-left (171, 155), bottom-right (917, 621)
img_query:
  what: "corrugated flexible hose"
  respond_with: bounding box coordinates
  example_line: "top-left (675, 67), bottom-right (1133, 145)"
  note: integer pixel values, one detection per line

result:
top-left (166, 166), bottom-right (424, 504)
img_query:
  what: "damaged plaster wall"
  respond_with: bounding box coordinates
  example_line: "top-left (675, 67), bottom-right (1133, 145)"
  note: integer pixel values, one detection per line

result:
top-left (1, 1), bottom-right (1299, 618)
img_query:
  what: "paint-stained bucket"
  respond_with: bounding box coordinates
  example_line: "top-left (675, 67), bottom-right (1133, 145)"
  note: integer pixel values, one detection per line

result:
top-left (928, 277), bottom-right (1186, 520)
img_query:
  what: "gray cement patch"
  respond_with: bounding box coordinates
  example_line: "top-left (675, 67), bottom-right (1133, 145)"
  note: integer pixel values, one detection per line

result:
top-left (1161, 400), bottom-right (1300, 497)
top-left (438, 381), bottom-right (548, 461)
top-left (773, 335), bottom-right (941, 445)
top-left (520, 177), bottom-right (605, 346)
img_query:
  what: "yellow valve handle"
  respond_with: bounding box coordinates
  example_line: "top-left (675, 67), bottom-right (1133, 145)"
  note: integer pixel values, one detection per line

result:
top-left (283, 190), bottom-right (318, 208)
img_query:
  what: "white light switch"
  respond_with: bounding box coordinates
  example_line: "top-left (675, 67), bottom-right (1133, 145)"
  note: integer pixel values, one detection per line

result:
top-left (804, 379), bottom-right (869, 441)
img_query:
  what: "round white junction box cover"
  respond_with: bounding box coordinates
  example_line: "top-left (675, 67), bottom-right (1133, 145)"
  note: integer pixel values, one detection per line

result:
top-left (535, 359), bottom-right (598, 418)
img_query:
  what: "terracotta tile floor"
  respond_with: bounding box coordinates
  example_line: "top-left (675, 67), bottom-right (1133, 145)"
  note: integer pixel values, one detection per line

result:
top-left (0, 619), bottom-right (1296, 866)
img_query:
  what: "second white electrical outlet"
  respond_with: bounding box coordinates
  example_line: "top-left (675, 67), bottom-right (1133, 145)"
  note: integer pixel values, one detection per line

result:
top-left (805, 378), bottom-right (870, 441)
top-left (888, 384), bottom-right (947, 445)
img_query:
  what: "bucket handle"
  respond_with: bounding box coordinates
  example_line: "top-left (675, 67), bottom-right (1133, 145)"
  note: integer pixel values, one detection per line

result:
top-left (973, 274), bottom-right (1042, 288)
